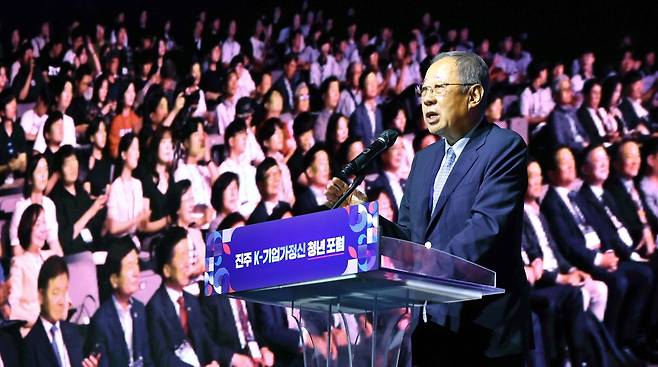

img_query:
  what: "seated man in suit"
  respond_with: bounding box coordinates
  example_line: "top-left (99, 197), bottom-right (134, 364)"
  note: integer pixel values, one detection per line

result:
top-left (23, 256), bottom-right (99, 367)
top-left (525, 159), bottom-right (608, 321)
top-left (292, 145), bottom-right (331, 215)
top-left (349, 67), bottom-right (383, 146)
top-left (248, 157), bottom-right (291, 225)
top-left (201, 292), bottom-right (275, 367)
top-left (618, 71), bottom-right (653, 134)
top-left (86, 238), bottom-right (154, 367)
top-left (606, 140), bottom-right (657, 256)
top-left (541, 146), bottom-right (652, 360)
top-left (365, 137), bottom-right (407, 222)
top-left (147, 226), bottom-right (225, 367)
top-left (547, 76), bottom-right (589, 153)
top-left (272, 54), bottom-right (300, 113)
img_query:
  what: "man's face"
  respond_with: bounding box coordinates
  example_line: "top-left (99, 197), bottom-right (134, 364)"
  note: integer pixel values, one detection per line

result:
top-left (113, 250), bottom-right (140, 297)
top-left (263, 165), bottom-right (282, 199)
top-left (297, 130), bottom-right (314, 153)
top-left (363, 72), bottom-right (378, 99)
top-left (229, 131), bottom-right (247, 156)
top-left (421, 58), bottom-right (473, 138)
top-left (285, 59), bottom-right (298, 80)
top-left (382, 140), bottom-right (404, 172)
top-left (307, 150), bottom-right (330, 187)
top-left (325, 81), bottom-right (340, 109)
top-left (557, 79), bottom-right (573, 105)
top-left (617, 142), bottom-right (641, 179)
top-left (164, 239), bottom-right (191, 288)
top-left (40, 273), bottom-right (69, 323)
top-left (629, 80), bottom-right (643, 100)
top-left (583, 147), bottom-right (610, 184)
top-left (553, 148), bottom-right (576, 186)
top-left (526, 162), bottom-right (543, 201)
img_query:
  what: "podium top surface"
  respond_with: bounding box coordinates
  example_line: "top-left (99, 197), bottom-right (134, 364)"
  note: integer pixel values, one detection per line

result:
top-left (204, 202), bottom-right (504, 312)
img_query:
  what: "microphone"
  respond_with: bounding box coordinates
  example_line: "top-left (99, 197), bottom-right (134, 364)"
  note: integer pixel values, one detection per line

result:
top-left (336, 129), bottom-right (399, 182)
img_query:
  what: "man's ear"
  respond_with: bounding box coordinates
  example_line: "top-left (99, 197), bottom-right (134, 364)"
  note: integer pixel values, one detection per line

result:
top-left (468, 84), bottom-right (484, 110)
top-left (163, 263), bottom-right (172, 279)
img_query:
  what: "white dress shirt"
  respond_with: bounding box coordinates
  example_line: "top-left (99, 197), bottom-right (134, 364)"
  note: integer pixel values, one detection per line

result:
top-left (41, 317), bottom-right (71, 367)
top-left (33, 113), bottom-right (77, 153)
top-left (383, 170), bottom-right (404, 208)
top-left (218, 155), bottom-right (260, 217)
top-left (523, 204), bottom-right (559, 271)
top-left (112, 296), bottom-right (134, 363)
top-left (20, 110), bottom-right (48, 139)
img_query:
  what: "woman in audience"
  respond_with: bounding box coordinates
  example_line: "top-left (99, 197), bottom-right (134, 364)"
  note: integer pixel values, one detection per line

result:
top-left (90, 74), bottom-right (117, 125)
top-left (10, 154), bottom-right (62, 256)
top-left (139, 88), bottom-right (184, 149)
top-left (109, 80), bottom-right (142, 158)
top-left (50, 145), bottom-right (108, 255)
top-left (210, 172), bottom-right (240, 232)
top-left (8, 203), bottom-right (57, 335)
top-left (385, 104), bottom-right (415, 177)
top-left (82, 118), bottom-right (113, 198)
top-left (324, 112), bottom-right (350, 160)
top-left (136, 126), bottom-right (174, 235)
top-left (257, 117), bottom-right (295, 204)
top-left (600, 76), bottom-right (629, 137)
top-left (105, 133), bottom-right (151, 249)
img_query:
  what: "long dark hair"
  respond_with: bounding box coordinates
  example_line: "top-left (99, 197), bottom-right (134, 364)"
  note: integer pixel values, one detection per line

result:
top-left (600, 76), bottom-right (621, 111)
top-left (325, 112), bottom-right (348, 156)
top-left (143, 126), bottom-right (174, 184)
top-left (114, 132), bottom-right (138, 180)
top-left (23, 154), bottom-right (48, 198)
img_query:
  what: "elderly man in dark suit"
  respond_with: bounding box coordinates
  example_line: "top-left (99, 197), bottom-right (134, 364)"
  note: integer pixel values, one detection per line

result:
top-left (146, 226), bottom-right (227, 367)
top-left (327, 51), bottom-right (531, 366)
top-left (86, 238), bottom-right (154, 367)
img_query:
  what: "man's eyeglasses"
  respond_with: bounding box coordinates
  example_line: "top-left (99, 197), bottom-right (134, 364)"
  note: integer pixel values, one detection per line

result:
top-left (415, 83), bottom-right (477, 98)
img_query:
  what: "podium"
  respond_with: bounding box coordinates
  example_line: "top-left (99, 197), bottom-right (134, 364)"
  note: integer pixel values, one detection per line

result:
top-left (204, 202), bottom-right (503, 366)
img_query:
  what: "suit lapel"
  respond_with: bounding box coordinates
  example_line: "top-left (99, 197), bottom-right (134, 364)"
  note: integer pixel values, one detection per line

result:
top-left (158, 287), bottom-right (187, 344)
top-left (425, 123), bottom-right (489, 239)
top-left (109, 300), bottom-right (132, 362)
top-left (422, 140), bottom-right (445, 222)
top-left (35, 320), bottom-right (59, 367)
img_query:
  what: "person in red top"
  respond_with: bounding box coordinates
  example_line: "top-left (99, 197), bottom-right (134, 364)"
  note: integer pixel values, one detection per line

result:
top-left (109, 80), bottom-right (142, 158)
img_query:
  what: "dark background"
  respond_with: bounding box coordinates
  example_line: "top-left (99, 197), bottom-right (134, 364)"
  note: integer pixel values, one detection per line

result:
top-left (1, 0), bottom-right (656, 64)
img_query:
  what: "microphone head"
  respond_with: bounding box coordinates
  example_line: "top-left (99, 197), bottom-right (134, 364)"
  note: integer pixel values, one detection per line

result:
top-left (379, 129), bottom-right (399, 147)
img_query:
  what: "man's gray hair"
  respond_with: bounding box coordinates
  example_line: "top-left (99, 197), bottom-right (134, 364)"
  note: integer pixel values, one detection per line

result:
top-left (432, 51), bottom-right (489, 97)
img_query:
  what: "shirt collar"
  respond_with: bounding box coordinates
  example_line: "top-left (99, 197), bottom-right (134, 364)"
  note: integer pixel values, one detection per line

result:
top-left (40, 316), bottom-right (60, 335)
top-left (165, 285), bottom-right (183, 305)
top-left (589, 184), bottom-right (604, 198)
top-left (443, 121), bottom-right (480, 159)
top-left (112, 294), bottom-right (133, 314)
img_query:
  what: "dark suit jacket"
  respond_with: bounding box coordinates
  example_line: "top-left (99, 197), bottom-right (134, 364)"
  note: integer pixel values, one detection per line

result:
top-left (576, 106), bottom-right (605, 146)
top-left (604, 176), bottom-right (644, 244)
top-left (381, 121), bottom-right (531, 357)
top-left (23, 318), bottom-right (84, 367)
top-left (247, 201), bottom-right (291, 224)
top-left (365, 170), bottom-right (407, 222)
top-left (349, 102), bottom-right (383, 146)
top-left (541, 187), bottom-right (600, 271)
top-left (521, 210), bottom-right (573, 286)
top-left (292, 187), bottom-right (321, 216)
top-left (200, 295), bottom-right (261, 367)
top-left (86, 297), bottom-right (154, 367)
top-left (146, 285), bottom-right (226, 367)
top-left (619, 98), bottom-right (647, 131)
top-left (251, 304), bottom-right (307, 367)
top-left (0, 329), bottom-right (19, 367)
top-left (273, 76), bottom-right (298, 113)
top-left (547, 105), bottom-right (588, 152)
top-left (577, 184), bottom-right (633, 261)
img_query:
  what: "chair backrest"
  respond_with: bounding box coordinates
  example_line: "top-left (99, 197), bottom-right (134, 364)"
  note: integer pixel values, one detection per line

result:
top-left (64, 251), bottom-right (99, 325)
top-left (133, 270), bottom-right (162, 305)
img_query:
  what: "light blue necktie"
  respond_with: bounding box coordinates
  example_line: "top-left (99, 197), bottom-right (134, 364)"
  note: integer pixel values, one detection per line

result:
top-left (431, 147), bottom-right (457, 214)
top-left (50, 324), bottom-right (63, 367)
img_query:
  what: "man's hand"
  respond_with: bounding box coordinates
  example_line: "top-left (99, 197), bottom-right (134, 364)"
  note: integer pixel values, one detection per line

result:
top-left (530, 258), bottom-right (543, 281)
top-left (524, 266), bottom-right (536, 285)
top-left (230, 353), bottom-right (254, 367)
top-left (82, 354), bottom-right (99, 367)
top-left (325, 177), bottom-right (367, 208)
top-left (600, 250), bottom-right (619, 271)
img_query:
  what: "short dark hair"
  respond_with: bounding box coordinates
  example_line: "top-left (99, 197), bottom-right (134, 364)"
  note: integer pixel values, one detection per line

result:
top-left (153, 226), bottom-right (188, 276)
top-left (610, 139), bottom-right (638, 163)
top-left (181, 117), bottom-right (204, 142)
top-left (18, 203), bottom-right (44, 250)
top-left (105, 237), bottom-right (138, 281)
top-left (545, 145), bottom-right (573, 173)
top-left (38, 256), bottom-right (69, 291)
top-left (85, 118), bottom-right (106, 143)
top-left (303, 144), bottom-right (328, 172)
top-left (320, 76), bottom-right (340, 96)
top-left (211, 172), bottom-right (239, 212)
top-left (582, 78), bottom-right (601, 97)
top-left (224, 118), bottom-right (248, 151)
top-left (54, 144), bottom-right (77, 177)
top-left (43, 110), bottom-right (64, 141)
top-left (622, 71), bottom-right (643, 87)
top-left (577, 143), bottom-right (606, 170)
top-left (218, 212), bottom-right (245, 231)
top-left (283, 53), bottom-right (298, 66)
top-left (0, 89), bottom-right (16, 112)
top-left (293, 112), bottom-right (315, 137)
top-left (256, 117), bottom-right (283, 149)
top-left (359, 67), bottom-right (377, 90)
top-left (166, 179), bottom-right (192, 221)
top-left (256, 157), bottom-right (278, 186)
top-left (526, 61), bottom-right (548, 82)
